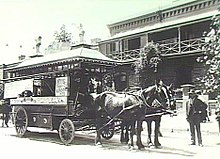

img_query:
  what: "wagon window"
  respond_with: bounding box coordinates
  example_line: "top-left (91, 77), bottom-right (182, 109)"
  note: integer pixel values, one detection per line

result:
top-left (33, 79), bottom-right (55, 97)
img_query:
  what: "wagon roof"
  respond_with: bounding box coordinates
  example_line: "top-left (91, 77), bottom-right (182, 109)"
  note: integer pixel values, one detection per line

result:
top-left (10, 46), bottom-right (124, 70)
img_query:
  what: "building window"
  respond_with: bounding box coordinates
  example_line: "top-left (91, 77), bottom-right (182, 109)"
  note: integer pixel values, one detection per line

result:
top-left (110, 42), bottom-right (116, 52)
top-left (122, 39), bottom-right (128, 51)
top-left (128, 37), bottom-right (140, 50)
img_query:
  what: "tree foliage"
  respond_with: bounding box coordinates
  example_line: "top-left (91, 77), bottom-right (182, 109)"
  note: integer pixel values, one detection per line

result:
top-left (54, 24), bottom-right (72, 43)
top-left (196, 15), bottom-right (220, 94)
top-left (134, 42), bottom-right (161, 73)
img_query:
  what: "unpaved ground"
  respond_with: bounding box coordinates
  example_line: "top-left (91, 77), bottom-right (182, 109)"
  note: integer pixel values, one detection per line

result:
top-left (0, 112), bottom-right (219, 159)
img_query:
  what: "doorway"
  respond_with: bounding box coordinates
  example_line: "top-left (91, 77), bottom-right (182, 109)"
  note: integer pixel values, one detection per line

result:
top-left (176, 67), bottom-right (192, 87)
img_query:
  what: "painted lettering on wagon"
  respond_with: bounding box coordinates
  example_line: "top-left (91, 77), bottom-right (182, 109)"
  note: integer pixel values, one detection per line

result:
top-left (10, 97), bottom-right (68, 105)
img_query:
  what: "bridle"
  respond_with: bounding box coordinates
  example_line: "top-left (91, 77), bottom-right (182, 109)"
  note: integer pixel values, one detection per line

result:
top-left (138, 85), bottom-right (172, 109)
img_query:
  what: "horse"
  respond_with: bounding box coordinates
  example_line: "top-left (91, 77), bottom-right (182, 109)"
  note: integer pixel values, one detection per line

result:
top-left (119, 82), bottom-right (175, 148)
top-left (94, 90), bottom-right (145, 149)
top-left (143, 83), bottom-right (176, 148)
top-left (94, 81), bottom-right (173, 149)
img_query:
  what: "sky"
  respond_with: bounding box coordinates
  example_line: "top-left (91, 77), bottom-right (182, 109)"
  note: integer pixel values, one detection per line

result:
top-left (0, 0), bottom-right (177, 64)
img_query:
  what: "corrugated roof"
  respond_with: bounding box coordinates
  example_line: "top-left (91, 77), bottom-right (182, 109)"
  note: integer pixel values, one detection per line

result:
top-left (14, 47), bottom-right (119, 69)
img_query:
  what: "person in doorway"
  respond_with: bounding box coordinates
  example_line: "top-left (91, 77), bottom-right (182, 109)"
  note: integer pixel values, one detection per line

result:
top-left (186, 89), bottom-right (207, 146)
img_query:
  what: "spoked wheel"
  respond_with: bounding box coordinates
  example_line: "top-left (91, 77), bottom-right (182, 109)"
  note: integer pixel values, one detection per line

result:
top-left (15, 107), bottom-right (28, 137)
top-left (59, 119), bottom-right (75, 145)
top-left (101, 122), bottom-right (114, 140)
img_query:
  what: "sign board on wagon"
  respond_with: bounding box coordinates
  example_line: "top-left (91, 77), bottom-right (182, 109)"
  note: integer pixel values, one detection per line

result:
top-left (55, 76), bottom-right (70, 97)
top-left (4, 79), bottom-right (34, 99)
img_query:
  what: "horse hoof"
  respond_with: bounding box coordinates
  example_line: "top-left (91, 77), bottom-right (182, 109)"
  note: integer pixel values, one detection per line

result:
top-left (137, 143), bottom-right (145, 150)
top-left (128, 146), bottom-right (135, 150)
top-left (154, 144), bottom-right (162, 149)
top-left (95, 142), bottom-right (103, 147)
top-left (138, 145), bottom-right (145, 150)
top-left (147, 142), bottom-right (153, 147)
top-left (155, 142), bottom-right (161, 147)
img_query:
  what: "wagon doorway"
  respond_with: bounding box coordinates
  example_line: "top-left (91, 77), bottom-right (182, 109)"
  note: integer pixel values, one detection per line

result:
top-left (176, 67), bottom-right (192, 87)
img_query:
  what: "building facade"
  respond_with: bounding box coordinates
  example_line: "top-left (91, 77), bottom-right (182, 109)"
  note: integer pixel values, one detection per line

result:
top-left (98, 0), bottom-right (219, 97)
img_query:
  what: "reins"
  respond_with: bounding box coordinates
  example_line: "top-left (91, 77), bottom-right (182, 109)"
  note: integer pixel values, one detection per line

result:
top-left (94, 102), bottom-right (141, 133)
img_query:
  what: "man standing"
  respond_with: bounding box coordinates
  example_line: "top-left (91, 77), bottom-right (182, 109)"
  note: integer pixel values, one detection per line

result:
top-left (2, 99), bottom-right (11, 127)
top-left (186, 89), bottom-right (207, 146)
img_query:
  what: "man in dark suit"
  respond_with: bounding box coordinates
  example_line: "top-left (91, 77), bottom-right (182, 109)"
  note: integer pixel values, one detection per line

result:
top-left (186, 89), bottom-right (207, 146)
top-left (2, 99), bottom-right (11, 127)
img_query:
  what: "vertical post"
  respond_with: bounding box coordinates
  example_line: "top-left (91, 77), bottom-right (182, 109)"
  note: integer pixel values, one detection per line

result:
top-left (146, 33), bottom-right (149, 45)
top-left (178, 27), bottom-right (181, 53)
top-left (119, 39), bottom-right (123, 60)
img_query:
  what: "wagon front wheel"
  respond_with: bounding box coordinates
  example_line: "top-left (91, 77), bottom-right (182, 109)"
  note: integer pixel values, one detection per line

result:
top-left (59, 119), bottom-right (75, 145)
top-left (15, 107), bottom-right (28, 137)
top-left (101, 123), bottom-right (114, 140)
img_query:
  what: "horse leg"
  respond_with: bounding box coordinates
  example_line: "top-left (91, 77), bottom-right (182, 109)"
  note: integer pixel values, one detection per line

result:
top-left (146, 120), bottom-right (153, 147)
top-left (124, 121), bottom-right (129, 143)
top-left (95, 129), bottom-right (102, 146)
top-left (95, 113), bottom-right (103, 146)
top-left (120, 121), bottom-right (125, 143)
top-left (158, 126), bottom-right (163, 137)
top-left (120, 120), bottom-right (129, 144)
top-left (136, 120), bottom-right (145, 149)
top-left (154, 117), bottom-right (161, 148)
top-left (128, 120), bottom-right (135, 149)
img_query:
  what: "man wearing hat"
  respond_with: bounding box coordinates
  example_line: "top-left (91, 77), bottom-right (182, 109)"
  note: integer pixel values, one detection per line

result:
top-left (186, 89), bottom-right (207, 146)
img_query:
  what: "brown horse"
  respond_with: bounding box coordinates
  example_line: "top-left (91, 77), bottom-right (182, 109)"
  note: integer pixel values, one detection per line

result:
top-left (94, 82), bottom-right (173, 149)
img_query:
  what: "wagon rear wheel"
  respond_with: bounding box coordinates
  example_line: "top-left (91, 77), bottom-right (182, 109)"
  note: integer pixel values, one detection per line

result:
top-left (15, 107), bottom-right (28, 137)
top-left (59, 119), bottom-right (75, 145)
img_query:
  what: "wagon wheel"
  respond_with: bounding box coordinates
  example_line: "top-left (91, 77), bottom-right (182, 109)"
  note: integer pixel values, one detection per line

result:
top-left (15, 107), bottom-right (28, 137)
top-left (101, 122), bottom-right (114, 140)
top-left (59, 119), bottom-right (75, 145)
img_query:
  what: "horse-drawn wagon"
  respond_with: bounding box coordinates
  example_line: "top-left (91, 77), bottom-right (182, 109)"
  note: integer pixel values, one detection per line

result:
top-left (2, 44), bottom-right (175, 148)
top-left (2, 44), bottom-right (129, 145)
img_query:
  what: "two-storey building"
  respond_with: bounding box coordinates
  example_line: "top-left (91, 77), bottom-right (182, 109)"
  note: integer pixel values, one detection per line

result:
top-left (98, 0), bottom-right (219, 98)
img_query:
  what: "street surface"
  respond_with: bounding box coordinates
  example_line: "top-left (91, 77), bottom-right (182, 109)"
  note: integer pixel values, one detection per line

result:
top-left (0, 111), bottom-right (219, 159)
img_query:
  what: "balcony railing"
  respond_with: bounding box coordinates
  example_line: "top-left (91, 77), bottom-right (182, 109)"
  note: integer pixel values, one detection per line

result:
top-left (160, 37), bottom-right (206, 55)
top-left (108, 49), bottom-right (141, 61)
top-left (108, 37), bottom-right (207, 61)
